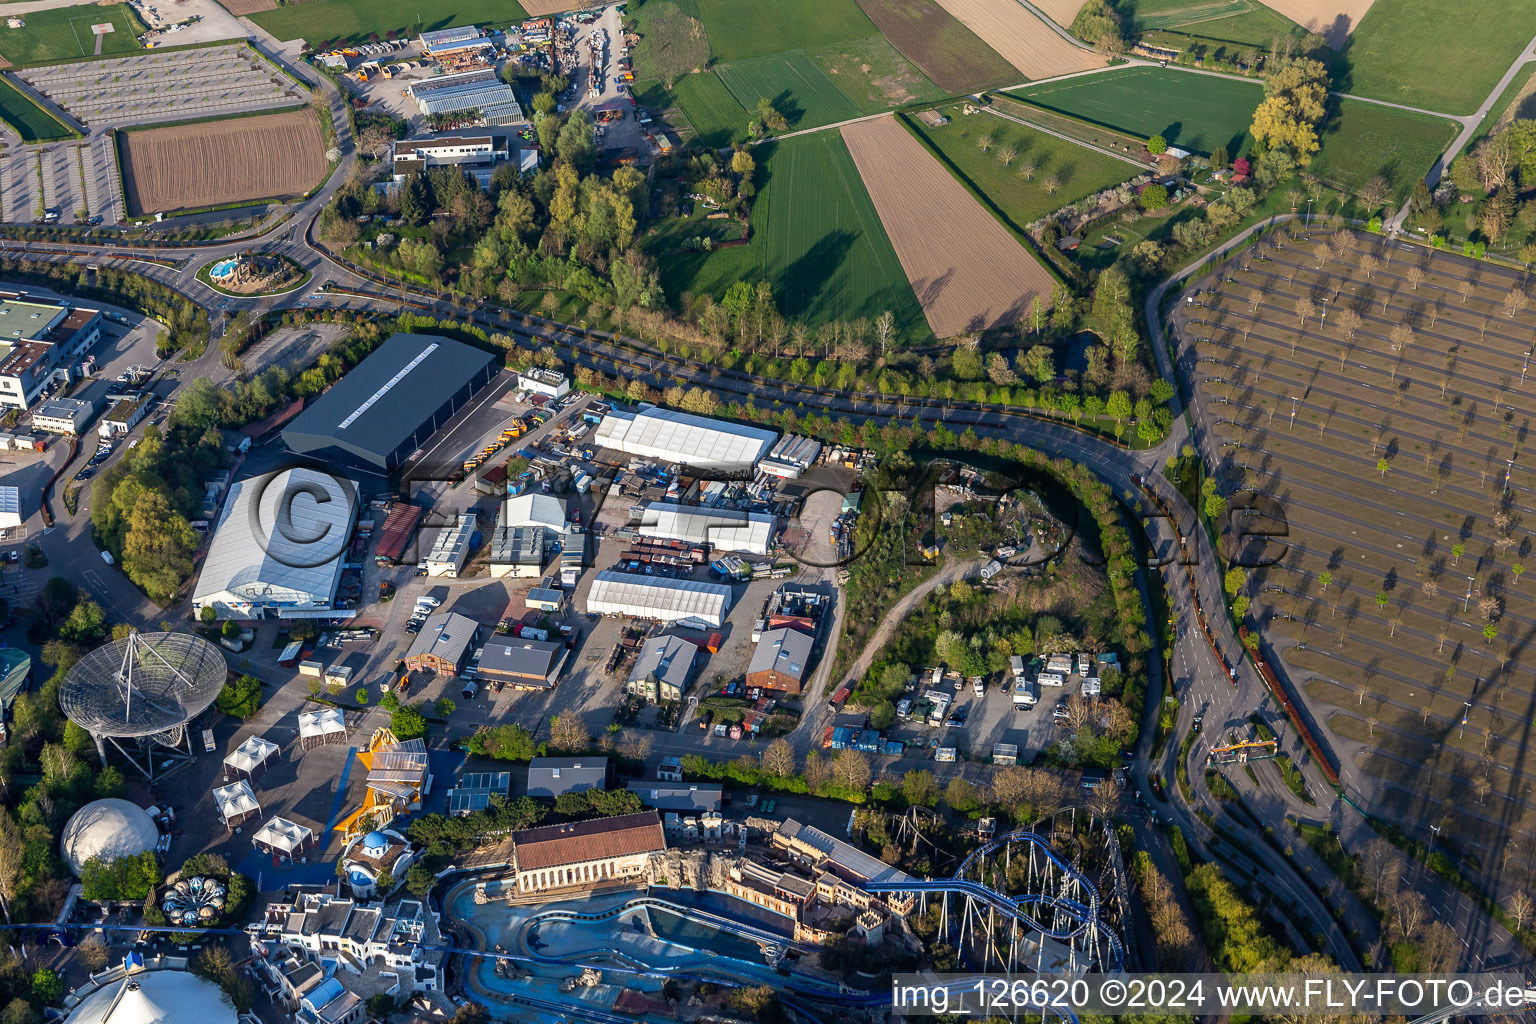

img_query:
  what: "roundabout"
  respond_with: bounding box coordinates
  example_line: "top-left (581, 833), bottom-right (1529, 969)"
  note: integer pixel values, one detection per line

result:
top-left (196, 251), bottom-right (309, 297)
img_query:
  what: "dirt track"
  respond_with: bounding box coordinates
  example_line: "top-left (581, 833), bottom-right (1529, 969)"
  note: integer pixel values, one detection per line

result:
top-left (930, 0), bottom-right (1105, 79)
top-left (119, 107), bottom-right (326, 216)
top-left (841, 115), bottom-right (1055, 339)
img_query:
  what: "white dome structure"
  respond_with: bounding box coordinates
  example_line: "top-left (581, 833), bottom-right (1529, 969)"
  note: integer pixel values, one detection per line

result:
top-left (60, 798), bottom-right (159, 876)
top-left (63, 970), bottom-right (235, 1024)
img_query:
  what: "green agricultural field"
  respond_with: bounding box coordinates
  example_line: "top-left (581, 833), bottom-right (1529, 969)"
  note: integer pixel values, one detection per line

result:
top-left (0, 74), bottom-right (74, 141)
top-left (1011, 65), bottom-right (1260, 156)
top-left (907, 105), bottom-right (1138, 230)
top-left (808, 34), bottom-right (947, 113)
top-left (250, 0), bottom-right (527, 48)
top-left (851, 0), bottom-right (1016, 94)
top-left (683, 0), bottom-right (877, 62)
top-left (716, 51), bottom-right (859, 132)
top-left (0, 4), bottom-right (142, 66)
top-left (649, 133), bottom-right (929, 343)
top-left (1468, 66), bottom-right (1536, 146)
top-left (1308, 99), bottom-right (1456, 204)
top-left (1124, 0), bottom-right (1302, 46)
top-left (1336, 0), bottom-right (1536, 114)
top-left (670, 71), bottom-right (748, 147)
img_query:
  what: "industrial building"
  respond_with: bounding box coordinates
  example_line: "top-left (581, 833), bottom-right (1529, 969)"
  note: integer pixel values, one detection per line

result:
top-left (99, 395), bottom-right (151, 437)
top-left (30, 396), bottom-right (94, 434)
top-left (423, 513), bottom-right (477, 577)
top-left (518, 368), bottom-right (570, 398)
top-left (409, 69), bottom-right (525, 126)
top-left (192, 468), bottom-right (358, 620)
top-left (488, 524), bottom-right (545, 578)
top-left (500, 492), bottom-right (567, 535)
top-left (391, 135), bottom-right (510, 188)
top-left (593, 407), bottom-right (777, 473)
top-left (0, 485), bottom-right (19, 530)
top-left (625, 780), bottom-right (723, 813)
top-left (476, 636), bottom-right (566, 690)
top-left (625, 633), bottom-right (697, 703)
top-left (585, 571), bottom-right (734, 629)
top-left (758, 435), bottom-right (823, 479)
top-left (0, 297), bottom-right (104, 411)
top-left (637, 501), bottom-right (777, 555)
top-left (403, 612), bottom-right (480, 675)
top-left (282, 333), bottom-right (498, 473)
top-left (746, 626), bottom-right (816, 695)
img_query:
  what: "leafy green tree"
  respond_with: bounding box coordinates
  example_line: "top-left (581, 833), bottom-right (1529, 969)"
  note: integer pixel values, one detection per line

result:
top-left (391, 705), bottom-right (428, 741)
top-left (465, 723), bottom-right (539, 761)
top-left (1224, 567), bottom-right (1247, 598)
top-left (1140, 184), bottom-right (1169, 211)
top-left (405, 862), bottom-right (437, 897)
top-left (434, 698), bottom-right (456, 718)
top-left (30, 968), bottom-right (62, 1006)
top-left (214, 675), bottom-right (263, 719)
top-left (1147, 134), bottom-right (1168, 155)
top-left (380, 690), bottom-right (400, 711)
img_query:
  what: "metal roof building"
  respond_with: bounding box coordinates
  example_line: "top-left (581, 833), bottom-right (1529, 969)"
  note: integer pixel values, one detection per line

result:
top-left (585, 571), bottom-right (734, 629)
top-left (282, 333), bottom-right (498, 472)
top-left (410, 69), bottom-right (525, 125)
top-left (527, 757), bottom-right (608, 799)
top-left (637, 501), bottom-right (777, 554)
top-left (191, 468), bottom-right (358, 620)
top-left (404, 611), bottom-right (480, 675)
top-left (746, 626), bottom-right (815, 695)
top-left (419, 25), bottom-right (493, 55)
top-left (0, 485), bottom-right (19, 529)
top-left (625, 780), bottom-right (723, 813)
top-left (593, 407), bottom-right (777, 472)
top-left (625, 632), bottom-right (697, 703)
top-left (477, 636), bottom-right (567, 689)
top-left (501, 492), bottom-right (566, 533)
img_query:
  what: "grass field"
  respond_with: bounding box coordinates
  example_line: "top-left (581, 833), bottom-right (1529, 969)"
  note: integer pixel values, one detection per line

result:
top-left (1011, 65), bottom-right (1260, 156)
top-left (852, 0), bottom-right (1025, 93)
top-left (907, 104), bottom-right (1138, 230)
top-left (0, 73), bottom-right (73, 140)
top-left (808, 33), bottom-right (947, 113)
top-left (250, 0), bottom-right (528, 47)
top-left (717, 51), bottom-right (859, 131)
top-left (1466, 65), bottom-right (1536, 148)
top-left (0, 4), bottom-right (142, 66)
top-left (649, 133), bottom-right (929, 343)
top-left (670, 71), bottom-right (747, 147)
top-left (642, 0), bottom-right (877, 64)
top-left (1308, 98), bottom-right (1456, 203)
top-left (1334, 0), bottom-right (1536, 114)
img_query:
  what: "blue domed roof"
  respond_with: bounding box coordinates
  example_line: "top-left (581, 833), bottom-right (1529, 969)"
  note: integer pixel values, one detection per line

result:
top-left (363, 830), bottom-right (387, 848)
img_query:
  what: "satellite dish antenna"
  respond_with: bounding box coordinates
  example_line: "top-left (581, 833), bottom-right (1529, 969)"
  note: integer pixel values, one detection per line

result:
top-left (60, 632), bottom-right (228, 778)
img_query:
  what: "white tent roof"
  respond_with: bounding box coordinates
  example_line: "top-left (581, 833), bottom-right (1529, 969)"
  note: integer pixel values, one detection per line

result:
top-left (212, 780), bottom-right (259, 823)
top-left (298, 708), bottom-right (347, 739)
top-left (223, 734), bottom-right (278, 774)
top-left (253, 816), bottom-right (312, 855)
top-left (64, 969), bottom-right (236, 1024)
top-left (192, 468), bottom-right (357, 610)
top-left (60, 799), bottom-right (159, 876)
top-left (585, 570), bottom-right (733, 628)
top-left (593, 407), bottom-right (777, 471)
top-left (501, 492), bottom-right (566, 532)
top-left (637, 502), bottom-right (777, 554)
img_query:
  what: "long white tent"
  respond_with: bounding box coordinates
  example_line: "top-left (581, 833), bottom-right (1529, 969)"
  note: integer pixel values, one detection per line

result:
top-left (593, 407), bottom-right (776, 472)
top-left (637, 502), bottom-right (776, 555)
top-left (585, 571), bottom-right (734, 629)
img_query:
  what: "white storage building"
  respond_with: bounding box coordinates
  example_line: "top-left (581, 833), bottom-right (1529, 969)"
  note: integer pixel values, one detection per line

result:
top-left (637, 501), bottom-right (776, 555)
top-left (0, 486), bottom-right (20, 529)
top-left (585, 570), bottom-right (734, 629)
top-left (191, 468), bottom-right (358, 620)
top-left (593, 407), bottom-right (777, 472)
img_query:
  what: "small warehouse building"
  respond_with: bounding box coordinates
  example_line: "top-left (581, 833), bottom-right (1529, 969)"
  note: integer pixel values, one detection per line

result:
top-left (637, 501), bottom-right (777, 555)
top-left (593, 407), bottom-right (777, 473)
top-left (423, 513), bottom-right (477, 577)
top-left (476, 636), bottom-right (567, 690)
top-left (488, 524), bottom-right (545, 578)
top-left (403, 611), bottom-right (480, 675)
top-left (510, 810), bottom-right (665, 893)
top-left (30, 396), bottom-right (94, 435)
top-left (625, 633), bottom-right (697, 703)
top-left (374, 502), bottom-right (423, 565)
top-left (98, 395), bottom-right (150, 438)
top-left (518, 368), bottom-right (570, 398)
top-left (418, 25), bottom-right (494, 58)
top-left (746, 626), bottom-right (815, 695)
top-left (625, 780), bottom-right (722, 813)
top-left (500, 493), bottom-right (566, 537)
top-left (192, 468), bottom-right (358, 620)
top-left (282, 333), bottom-right (498, 473)
top-left (526, 757), bottom-right (608, 799)
top-left (0, 486), bottom-right (20, 530)
top-left (585, 571), bottom-right (733, 629)
top-left (409, 69), bottom-right (525, 126)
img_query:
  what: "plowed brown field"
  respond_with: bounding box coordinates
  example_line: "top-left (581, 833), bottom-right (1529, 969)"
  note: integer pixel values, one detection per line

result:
top-left (1030, 0), bottom-right (1090, 27)
top-left (841, 115), bottom-right (1054, 338)
top-left (119, 108), bottom-right (326, 216)
top-left (930, 0), bottom-right (1105, 79)
top-left (1260, 0), bottom-right (1375, 34)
